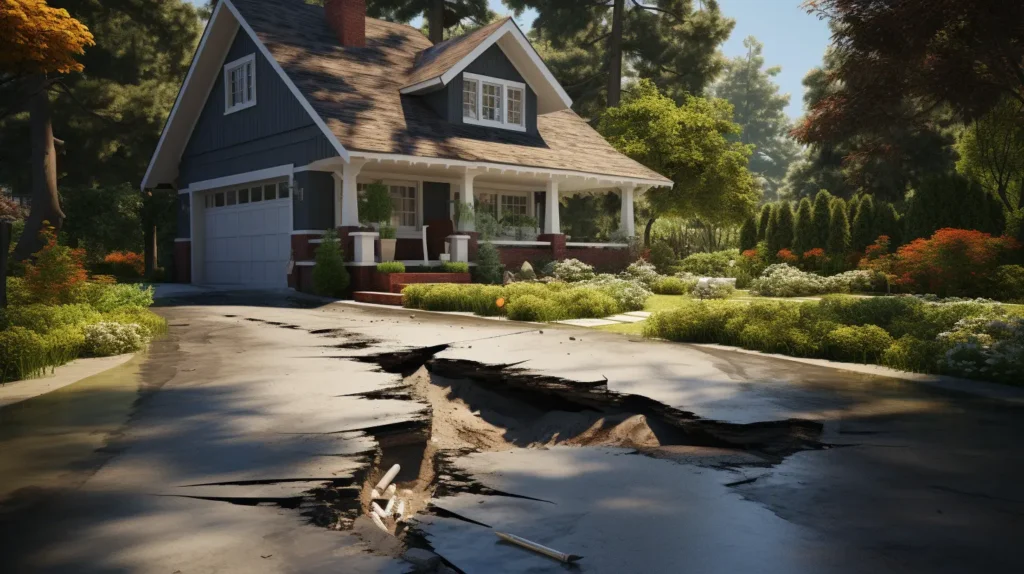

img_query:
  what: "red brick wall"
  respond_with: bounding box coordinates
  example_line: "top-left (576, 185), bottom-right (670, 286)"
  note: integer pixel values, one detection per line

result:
top-left (324, 0), bottom-right (365, 47)
top-left (375, 272), bottom-right (472, 293)
top-left (495, 246), bottom-right (553, 271)
top-left (566, 246), bottom-right (632, 272)
top-left (395, 237), bottom-right (425, 261)
top-left (291, 234), bottom-right (321, 262)
top-left (173, 241), bottom-right (191, 284)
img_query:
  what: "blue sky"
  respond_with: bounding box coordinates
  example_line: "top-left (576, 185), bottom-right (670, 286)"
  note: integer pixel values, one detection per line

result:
top-left (190, 0), bottom-right (829, 118)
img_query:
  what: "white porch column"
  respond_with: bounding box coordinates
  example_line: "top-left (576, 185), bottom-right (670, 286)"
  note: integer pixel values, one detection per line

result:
top-left (337, 159), bottom-right (366, 227)
top-left (544, 178), bottom-right (560, 234)
top-left (619, 184), bottom-right (636, 238)
top-left (458, 169), bottom-right (479, 232)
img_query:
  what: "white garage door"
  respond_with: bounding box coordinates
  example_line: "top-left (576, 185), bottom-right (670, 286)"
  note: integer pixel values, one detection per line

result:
top-left (203, 187), bottom-right (290, 288)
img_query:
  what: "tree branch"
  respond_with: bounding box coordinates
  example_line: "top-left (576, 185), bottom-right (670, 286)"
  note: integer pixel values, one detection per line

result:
top-left (50, 81), bottom-right (122, 125)
top-left (630, 0), bottom-right (684, 24)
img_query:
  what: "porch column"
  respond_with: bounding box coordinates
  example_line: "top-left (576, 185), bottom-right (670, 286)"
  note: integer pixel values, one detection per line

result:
top-left (619, 183), bottom-right (636, 237)
top-left (544, 178), bottom-right (560, 234)
top-left (337, 159), bottom-right (366, 227)
top-left (459, 169), bottom-right (479, 232)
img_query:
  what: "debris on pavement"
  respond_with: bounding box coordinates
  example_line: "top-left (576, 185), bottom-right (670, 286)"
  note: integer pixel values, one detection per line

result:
top-left (494, 531), bottom-right (583, 564)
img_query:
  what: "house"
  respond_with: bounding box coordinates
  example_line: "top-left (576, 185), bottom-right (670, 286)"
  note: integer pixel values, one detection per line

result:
top-left (142, 0), bottom-right (672, 291)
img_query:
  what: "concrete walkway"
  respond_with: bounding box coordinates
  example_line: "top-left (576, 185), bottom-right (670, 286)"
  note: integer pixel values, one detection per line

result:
top-left (0, 354), bottom-right (135, 409)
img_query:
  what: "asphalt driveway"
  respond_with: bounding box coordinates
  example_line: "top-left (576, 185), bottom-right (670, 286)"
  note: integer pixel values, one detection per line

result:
top-left (1, 290), bottom-right (1022, 573)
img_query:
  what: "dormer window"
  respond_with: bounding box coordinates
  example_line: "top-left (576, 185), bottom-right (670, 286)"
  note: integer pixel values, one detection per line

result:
top-left (224, 54), bottom-right (256, 114)
top-left (462, 73), bottom-right (526, 132)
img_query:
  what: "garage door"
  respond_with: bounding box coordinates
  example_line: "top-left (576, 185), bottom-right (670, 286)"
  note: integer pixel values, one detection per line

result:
top-left (203, 184), bottom-right (291, 288)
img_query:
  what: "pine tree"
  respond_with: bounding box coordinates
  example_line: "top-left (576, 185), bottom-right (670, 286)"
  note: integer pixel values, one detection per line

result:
top-left (756, 203), bottom-right (772, 241)
top-left (766, 201), bottom-right (794, 254)
top-left (827, 198), bottom-right (851, 257)
top-left (811, 189), bottom-right (833, 249)
top-left (793, 197), bottom-right (815, 255)
top-left (740, 215), bottom-right (758, 251)
top-left (846, 195), bottom-right (861, 226)
top-left (312, 229), bottom-right (350, 297)
top-left (851, 194), bottom-right (877, 251)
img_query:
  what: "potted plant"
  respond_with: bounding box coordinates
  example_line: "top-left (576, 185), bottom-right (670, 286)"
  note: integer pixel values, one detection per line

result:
top-left (360, 181), bottom-right (396, 262)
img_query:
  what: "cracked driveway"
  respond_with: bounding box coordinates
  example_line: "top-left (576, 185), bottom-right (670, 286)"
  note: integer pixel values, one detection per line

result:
top-left (1, 291), bottom-right (1022, 573)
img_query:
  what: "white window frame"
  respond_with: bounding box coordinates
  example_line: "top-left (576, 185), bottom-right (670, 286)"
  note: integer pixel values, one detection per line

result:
top-left (224, 54), bottom-right (257, 114)
top-left (203, 178), bottom-right (289, 210)
top-left (357, 178), bottom-right (421, 234)
top-left (462, 72), bottom-right (527, 132)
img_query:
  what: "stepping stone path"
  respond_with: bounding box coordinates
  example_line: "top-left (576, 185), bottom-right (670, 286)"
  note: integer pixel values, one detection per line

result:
top-left (555, 310), bottom-right (651, 327)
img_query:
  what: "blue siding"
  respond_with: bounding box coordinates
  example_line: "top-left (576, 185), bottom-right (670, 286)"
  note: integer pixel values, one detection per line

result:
top-left (292, 171), bottom-right (335, 231)
top-left (179, 29), bottom-right (338, 187)
top-left (177, 193), bottom-right (191, 239)
top-left (422, 44), bottom-right (538, 135)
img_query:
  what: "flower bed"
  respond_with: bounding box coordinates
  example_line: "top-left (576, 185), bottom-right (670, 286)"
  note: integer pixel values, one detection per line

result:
top-left (749, 263), bottom-right (875, 297)
top-left (643, 295), bottom-right (1024, 385)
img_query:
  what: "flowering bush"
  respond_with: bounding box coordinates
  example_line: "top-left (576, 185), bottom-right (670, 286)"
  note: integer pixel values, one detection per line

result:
top-left (550, 258), bottom-right (595, 282)
top-left (938, 316), bottom-right (1024, 384)
top-left (623, 259), bottom-right (659, 288)
top-left (751, 264), bottom-right (875, 297)
top-left (82, 322), bottom-right (149, 357)
top-left (776, 248), bottom-right (798, 264)
top-left (582, 274), bottom-right (651, 311)
top-left (891, 228), bottom-right (1019, 297)
top-left (22, 224), bottom-right (88, 305)
top-left (802, 248), bottom-right (828, 271)
top-left (678, 249), bottom-right (738, 277)
top-left (100, 251), bottom-right (145, 278)
top-left (821, 270), bottom-right (876, 293)
top-left (692, 280), bottom-right (735, 300)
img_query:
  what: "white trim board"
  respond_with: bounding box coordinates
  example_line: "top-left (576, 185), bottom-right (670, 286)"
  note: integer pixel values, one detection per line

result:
top-left (223, 53), bottom-right (257, 115)
top-left (141, 0), bottom-right (348, 191)
top-left (181, 164), bottom-right (294, 194)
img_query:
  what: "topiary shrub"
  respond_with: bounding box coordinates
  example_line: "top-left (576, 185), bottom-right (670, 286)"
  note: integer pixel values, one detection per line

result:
top-left (441, 261), bottom-right (470, 274)
top-left (82, 322), bottom-right (149, 357)
top-left (824, 324), bottom-right (894, 363)
top-left (740, 215), bottom-right (758, 252)
top-left (474, 241), bottom-right (504, 284)
top-left (312, 229), bottom-right (350, 298)
top-left (376, 261), bottom-right (406, 273)
top-left (648, 242), bottom-right (677, 274)
top-left (556, 288), bottom-right (619, 318)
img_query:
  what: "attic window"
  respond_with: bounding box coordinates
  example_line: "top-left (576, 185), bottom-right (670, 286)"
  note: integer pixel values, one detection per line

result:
top-left (462, 73), bottom-right (526, 132)
top-left (224, 54), bottom-right (256, 114)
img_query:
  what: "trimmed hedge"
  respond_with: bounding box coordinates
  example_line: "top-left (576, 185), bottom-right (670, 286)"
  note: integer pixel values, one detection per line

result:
top-left (643, 295), bottom-right (1023, 384)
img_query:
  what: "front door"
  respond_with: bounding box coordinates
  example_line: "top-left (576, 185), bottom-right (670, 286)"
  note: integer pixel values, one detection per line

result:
top-left (422, 182), bottom-right (452, 259)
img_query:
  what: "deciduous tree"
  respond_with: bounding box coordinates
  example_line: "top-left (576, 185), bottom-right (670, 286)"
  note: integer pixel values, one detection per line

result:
top-left (956, 97), bottom-right (1024, 214)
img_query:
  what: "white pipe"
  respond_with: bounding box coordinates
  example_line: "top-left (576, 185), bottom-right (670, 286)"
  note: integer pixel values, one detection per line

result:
top-left (395, 500), bottom-right (406, 521)
top-left (370, 511), bottom-right (389, 534)
top-left (385, 484), bottom-right (396, 498)
top-left (494, 531), bottom-right (582, 564)
top-left (371, 502), bottom-right (389, 520)
top-left (374, 464), bottom-right (401, 492)
top-left (384, 496), bottom-right (396, 515)
top-left (370, 488), bottom-right (381, 499)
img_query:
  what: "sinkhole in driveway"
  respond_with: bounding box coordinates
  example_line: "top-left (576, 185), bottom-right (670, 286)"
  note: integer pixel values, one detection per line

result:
top-left (298, 341), bottom-right (827, 549)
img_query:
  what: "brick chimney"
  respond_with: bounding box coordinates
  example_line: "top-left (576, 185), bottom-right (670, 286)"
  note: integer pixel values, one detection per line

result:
top-left (325, 0), bottom-right (366, 48)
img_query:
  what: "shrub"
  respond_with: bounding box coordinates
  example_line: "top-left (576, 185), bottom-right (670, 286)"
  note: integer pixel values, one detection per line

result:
top-left (0, 327), bottom-right (47, 382)
top-left (82, 322), bottom-right (149, 357)
top-left (793, 197), bottom-right (815, 254)
top-left (556, 288), bottom-right (619, 318)
top-left (312, 229), bottom-right (350, 298)
top-left (77, 282), bottom-right (154, 312)
top-left (551, 258), bottom-right (595, 282)
top-left (359, 181), bottom-right (392, 227)
top-left (4, 277), bottom-right (32, 306)
top-left (756, 204), bottom-right (772, 242)
top-left (22, 224), bottom-right (88, 304)
top-left (937, 316), bottom-right (1024, 384)
top-left (678, 249), bottom-right (737, 277)
top-left (811, 190), bottom-right (833, 249)
top-left (402, 283), bottom-right (504, 315)
top-left (377, 261), bottom-right (406, 273)
top-left (750, 264), bottom-right (825, 297)
top-left (739, 215), bottom-right (758, 252)
top-left (826, 198), bottom-right (851, 264)
top-left (985, 265), bottom-right (1024, 302)
top-left (692, 281), bottom-right (735, 300)
top-left (42, 326), bottom-right (86, 367)
top-left (892, 228), bottom-right (1019, 297)
top-left (1, 303), bottom-right (100, 333)
top-left (648, 242), bottom-right (677, 274)
top-left (643, 301), bottom-right (743, 343)
top-left (821, 270), bottom-right (876, 293)
top-left (104, 308), bottom-right (168, 337)
top-left (851, 194), bottom-right (877, 251)
top-left (766, 201), bottom-right (794, 254)
top-left (882, 335), bottom-right (941, 373)
top-left (802, 248), bottom-right (828, 271)
top-left (582, 274), bottom-right (650, 311)
top-left (824, 325), bottom-right (894, 363)
top-left (776, 248), bottom-right (798, 264)
top-left (98, 251), bottom-right (145, 278)
top-left (506, 294), bottom-right (564, 322)
top-left (652, 276), bottom-right (694, 295)
top-left (624, 259), bottom-right (659, 287)
top-left (474, 241), bottom-right (505, 284)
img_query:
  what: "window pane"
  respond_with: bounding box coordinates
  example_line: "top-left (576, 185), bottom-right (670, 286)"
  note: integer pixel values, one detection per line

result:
top-left (482, 83), bottom-right (502, 121)
top-left (463, 79), bottom-right (478, 120)
top-left (507, 88), bottom-right (523, 126)
top-left (478, 193), bottom-right (498, 217)
top-left (278, 181), bottom-right (289, 198)
top-left (239, 188), bottom-right (249, 204)
top-left (226, 189), bottom-right (237, 206)
top-left (264, 184), bottom-right (276, 200)
top-left (215, 192), bottom-right (225, 207)
top-left (251, 186), bottom-right (263, 202)
top-left (390, 185), bottom-right (416, 228)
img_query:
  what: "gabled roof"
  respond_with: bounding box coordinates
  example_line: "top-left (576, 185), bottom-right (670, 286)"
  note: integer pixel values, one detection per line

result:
top-left (144, 0), bottom-right (672, 189)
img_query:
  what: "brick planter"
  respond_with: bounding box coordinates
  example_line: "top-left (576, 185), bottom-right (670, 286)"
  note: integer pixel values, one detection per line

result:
top-left (374, 272), bottom-right (472, 294)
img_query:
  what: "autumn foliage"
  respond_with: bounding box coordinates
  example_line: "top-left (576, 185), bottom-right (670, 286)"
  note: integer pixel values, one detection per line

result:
top-left (22, 223), bottom-right (88, 304)
top-left (102, 250), bottom-right (145, 277)
top-left (776, 248), bottom-right (798, 264)
top-left (0, 0), bottom-right (95, 75)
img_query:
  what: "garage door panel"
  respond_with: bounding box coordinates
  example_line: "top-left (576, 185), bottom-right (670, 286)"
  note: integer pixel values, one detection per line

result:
top-left (203, 195), bottom-right (289, 288)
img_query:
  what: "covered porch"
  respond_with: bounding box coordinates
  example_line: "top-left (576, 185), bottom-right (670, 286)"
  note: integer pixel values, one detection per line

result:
top-left (290, 154), bottom-right (654, 275)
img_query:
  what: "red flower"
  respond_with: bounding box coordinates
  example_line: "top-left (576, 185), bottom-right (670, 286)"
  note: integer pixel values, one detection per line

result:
top-left (776, 248), bottom-right (798, 263)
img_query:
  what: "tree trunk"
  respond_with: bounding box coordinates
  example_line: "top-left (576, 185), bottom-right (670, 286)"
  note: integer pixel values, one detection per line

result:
top-left (428, 0), bottom-right (445, 44)
top-left (14, 75), bottom-right (63, 261)
top-left (644, 216), bottom-right (656, 247)
top-left (606, 0), bottom-right (625, 107)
